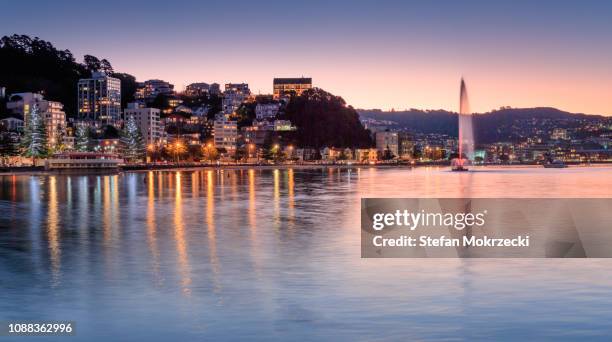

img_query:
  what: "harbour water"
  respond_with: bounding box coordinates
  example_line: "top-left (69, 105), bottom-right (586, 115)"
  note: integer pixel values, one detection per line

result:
top-left (1, 166), bottom-right (611, 341)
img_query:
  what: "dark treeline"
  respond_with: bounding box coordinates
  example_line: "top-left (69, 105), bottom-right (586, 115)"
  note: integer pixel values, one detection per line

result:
top-left (282, 88), bottom-right (372, 148)
top-left (0, 34), bottom-right (136, 117)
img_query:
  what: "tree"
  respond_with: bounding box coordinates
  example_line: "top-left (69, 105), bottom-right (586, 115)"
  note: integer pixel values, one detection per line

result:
top-left (233, 146), bottom-right (246, 163)
top-left (0, 35), bottom-right (89, 117)
top-left (83, 54), bottom-right (101, 73)
top-left (75, 124), bottom-right (92, 152)
top-left (202, 143), bottom-right (219, 162)
top-left (165, 140), bottom-right (187, 162)
top-left (100, 59), bottom-right (114, 74)
top-left (0, 131), bottom-right (18, 164)
top-left (20, 104), bottom-right (48, 161)
top-left (281, 88), bottom-right (373, 148)
top-left (51, 124), bottom-right (65, 153)
top-left (120, 114), bottom-right (145, 162)
top-left (382, 145), bottom-right (395, 160)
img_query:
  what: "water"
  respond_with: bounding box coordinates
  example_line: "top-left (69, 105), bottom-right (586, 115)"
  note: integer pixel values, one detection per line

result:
top-left (1, 166), bottom-right (611, 341)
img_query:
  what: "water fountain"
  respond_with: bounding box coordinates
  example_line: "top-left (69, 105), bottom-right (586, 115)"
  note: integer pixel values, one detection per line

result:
top-left (452, 78), bottom-right (474, 171)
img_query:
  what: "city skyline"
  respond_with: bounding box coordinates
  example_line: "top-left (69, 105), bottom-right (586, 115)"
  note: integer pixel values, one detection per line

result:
top-left (1, 0), bottom-right (612, 115)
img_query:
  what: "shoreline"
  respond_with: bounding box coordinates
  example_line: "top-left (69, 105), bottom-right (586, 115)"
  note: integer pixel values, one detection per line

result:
top-left (1, 162), bottom-right (611, 176)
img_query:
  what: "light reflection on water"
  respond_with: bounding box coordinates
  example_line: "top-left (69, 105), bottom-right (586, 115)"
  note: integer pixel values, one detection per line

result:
top-left (0, 166), bottom-right (611, 341)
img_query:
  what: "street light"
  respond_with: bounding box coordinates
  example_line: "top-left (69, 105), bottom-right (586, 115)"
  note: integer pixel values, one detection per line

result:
top-left (175, 141), bottom-right (183, 163)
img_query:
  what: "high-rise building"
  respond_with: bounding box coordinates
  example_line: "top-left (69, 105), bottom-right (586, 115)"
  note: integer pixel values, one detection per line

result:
top-left (123, 105), bottom-right (162, 145)
top-left (375, 131), bottom-right (399, 157)
top-left (222, 83), bottom-right (250, 114)
top-left (213, 116), bottom-right (238, 151)
top-left (7, 92), bottom-right (67, 144)
top-left (273, 77), bottom-right (312, 99)
top-left (78, 72), bottom-right (121, 124)
top-left (398, 133), bottom-right (415, 160)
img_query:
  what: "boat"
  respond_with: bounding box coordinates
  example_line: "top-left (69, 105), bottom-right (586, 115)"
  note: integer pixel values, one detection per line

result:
top-left (543, 160), bottom-right (568, 168)
top-left (45, 152), bottom-right (123, 172)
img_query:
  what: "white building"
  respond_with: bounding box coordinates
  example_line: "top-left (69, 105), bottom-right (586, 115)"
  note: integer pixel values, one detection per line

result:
top-left (255, 103), bottom-right (280, 120)
top-left (123, 106), bottom-right (162, 144)
top-left (78, 72), bottom-right (121, 124)
top-left (213, 117), bottom-right (238, 151)
top-left (6, 92), bottom-right (67, 144)
top-left (375, 131), bottom-right (399, 157)
top-left (0, 117), bottom-right (24, 131)
top-left (274, 120), bottom-right (296, 131)
top-left (140, 79), bottom-right (174, 101)
top-left (222, 83), bottom-right (250, 114)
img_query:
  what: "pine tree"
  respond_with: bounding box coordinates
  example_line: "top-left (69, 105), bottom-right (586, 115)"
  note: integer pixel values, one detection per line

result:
top-left (20, 104), bottom-right (48, 160)
top-left (52, 124), bottom-right (66, 153)
top-left (75, 124), bottom-right (91, 152)
top-left (0, 132), bottom-right (18, 165)
top-left (120, 114), bottom-right (145, 162)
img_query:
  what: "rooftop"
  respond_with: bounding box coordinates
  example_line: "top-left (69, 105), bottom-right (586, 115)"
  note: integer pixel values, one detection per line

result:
top-left (273, 77), bottom-right (312, 85)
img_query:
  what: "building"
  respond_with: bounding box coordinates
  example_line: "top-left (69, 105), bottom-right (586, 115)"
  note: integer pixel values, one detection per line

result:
top-left (222, 83), bottom-right (250, 114)
top-left (123, 105), bottom-right (162, 145)
top-left (0, 117), bottom-right (24, 131)
top-left (551, 128), bottom-right (569, 140)
top-left (78, 72), bottom-right (121, 124)
top-left (213, 116), bottom-right (238, 151)
top-left (209, 83), bottom-right (221, 96)
top-left (7, 92), bottom-right (67, 143)
top-left (398, 133), bottom-right (415, 160)
top-left (255, 103), bottom-right (281, 120)
top-left (185, 82), bottom-right (210, 96)
top-left (375, 131), bottom-right (399, 157)
top-left (242, 125), bottom-right (269, 146)
top-left (273, 78), bottom-right (312, 99)
top-left (356, 148), bottom-right (378, 163)
top-left (274, 120), bottom-right (296, 131)
top-left (141, 79), bottom-right (174, 101)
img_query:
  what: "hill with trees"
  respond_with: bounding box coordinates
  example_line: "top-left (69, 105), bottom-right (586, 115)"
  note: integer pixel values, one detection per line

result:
top-left (281, 88), bottom-right (373, 148)
top-left (0, 34), bottom-right (136, 117)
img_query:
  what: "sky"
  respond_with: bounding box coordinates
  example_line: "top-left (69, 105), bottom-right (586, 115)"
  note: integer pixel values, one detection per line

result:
top-left (1, 0), bottom-right (612, 115)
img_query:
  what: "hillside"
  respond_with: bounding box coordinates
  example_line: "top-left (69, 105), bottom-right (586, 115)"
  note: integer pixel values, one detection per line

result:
top-left (0, 34), bottom-right (136, 117)
top-left (281, 88), bottom-right (373, 148)
top-left (358, 107), bottom-right (607, 143)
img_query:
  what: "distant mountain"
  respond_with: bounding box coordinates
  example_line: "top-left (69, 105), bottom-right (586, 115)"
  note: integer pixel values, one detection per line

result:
top-left (357, 107), bottom-right (606, 143)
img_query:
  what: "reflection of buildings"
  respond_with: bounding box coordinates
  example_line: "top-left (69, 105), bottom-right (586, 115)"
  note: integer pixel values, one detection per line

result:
top-left (78, 72), bottom-right (121, 124)
top-left (273, 77), bottom-right (312, 99)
